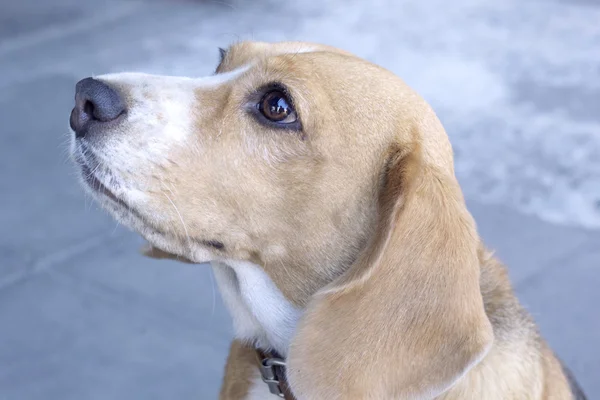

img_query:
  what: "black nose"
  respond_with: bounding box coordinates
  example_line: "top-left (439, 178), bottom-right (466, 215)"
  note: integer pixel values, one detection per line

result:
top-left (70, 77), bottom-right (125, 138)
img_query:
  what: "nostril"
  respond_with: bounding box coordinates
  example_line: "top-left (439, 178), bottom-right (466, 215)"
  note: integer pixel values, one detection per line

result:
top-left (83, 100), bottom-right (96, 121)
top-left (71, 77), bottom-right (126, 137)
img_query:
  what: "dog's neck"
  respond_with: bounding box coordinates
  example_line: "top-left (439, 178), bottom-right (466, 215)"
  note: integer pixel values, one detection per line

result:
top-left (211, 260), bottom-right (302, 356)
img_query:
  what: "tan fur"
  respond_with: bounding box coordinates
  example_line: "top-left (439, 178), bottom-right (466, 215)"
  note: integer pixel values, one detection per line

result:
top-left (219, 340), bottom-right (260, 400)
top-left (74, 41), bottom-right (576, 399)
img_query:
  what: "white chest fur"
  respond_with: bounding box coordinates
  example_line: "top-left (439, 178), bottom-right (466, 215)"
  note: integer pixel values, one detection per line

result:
top-left (211, 260), bottom-right (301, 356)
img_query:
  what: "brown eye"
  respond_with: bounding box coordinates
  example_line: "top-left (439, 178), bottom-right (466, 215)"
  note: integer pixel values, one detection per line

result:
top-left (259, 91), bottom-right (297, 123)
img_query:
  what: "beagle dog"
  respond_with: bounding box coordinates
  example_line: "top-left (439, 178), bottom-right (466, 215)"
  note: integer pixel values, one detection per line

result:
top-left (69, 41), bottom-right (587, 399)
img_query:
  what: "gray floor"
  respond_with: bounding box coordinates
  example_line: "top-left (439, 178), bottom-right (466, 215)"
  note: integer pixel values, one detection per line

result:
top-left (0, 0), bottom-right (598, 398)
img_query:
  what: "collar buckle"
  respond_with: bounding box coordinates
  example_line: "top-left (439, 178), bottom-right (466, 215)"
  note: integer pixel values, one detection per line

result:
top-left (258, 353), bottom-right (287, 398)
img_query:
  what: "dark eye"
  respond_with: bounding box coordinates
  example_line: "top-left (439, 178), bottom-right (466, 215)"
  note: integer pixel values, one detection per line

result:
top-left (258, 91), bottom-right (297, 124)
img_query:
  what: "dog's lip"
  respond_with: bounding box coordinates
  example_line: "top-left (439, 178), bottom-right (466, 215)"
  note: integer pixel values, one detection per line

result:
top-left (75, 143), bottom-right (157, 229)
top-left (75, 144), bottom-right (129, 209)
top-left (79, 161), bottom-right (121, 204)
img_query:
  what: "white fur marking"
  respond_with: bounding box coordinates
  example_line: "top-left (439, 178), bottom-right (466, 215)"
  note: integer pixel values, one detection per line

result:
top-left (286, 46), bottom-right (315, 54)
top-left (211, 260), bottom-right (301, 356)
top-left (197, 64), bottom-right (250, 86)
top-left (98, 64), bottom-right (250, 148)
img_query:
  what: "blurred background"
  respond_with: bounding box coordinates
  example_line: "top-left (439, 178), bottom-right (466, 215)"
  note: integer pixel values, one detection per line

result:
top-left (1, 0), bottom-right (598, 398)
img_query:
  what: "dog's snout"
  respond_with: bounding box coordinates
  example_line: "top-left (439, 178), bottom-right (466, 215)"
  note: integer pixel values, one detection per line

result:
top-left (70, 77), bottom-right (125, 138)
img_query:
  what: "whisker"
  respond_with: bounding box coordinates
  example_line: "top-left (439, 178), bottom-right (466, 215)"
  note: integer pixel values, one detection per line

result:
top-left (161, 186), bottom-right (192, 251)
top-left (59, 137), bottom-right (74, 163)
top-left (111, 217), bottom-right (121, 235)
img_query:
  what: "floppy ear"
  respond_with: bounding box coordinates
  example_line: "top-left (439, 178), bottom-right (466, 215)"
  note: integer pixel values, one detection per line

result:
top-left (287, 127), bottom-right (494, 399)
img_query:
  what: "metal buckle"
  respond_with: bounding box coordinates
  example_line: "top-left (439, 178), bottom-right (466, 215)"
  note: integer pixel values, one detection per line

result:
top-left (258, 356), bottom-right (287, 398)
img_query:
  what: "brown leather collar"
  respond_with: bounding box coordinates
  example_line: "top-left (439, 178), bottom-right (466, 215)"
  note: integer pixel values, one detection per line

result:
top-left (255, 349), bottom-right (296, 400)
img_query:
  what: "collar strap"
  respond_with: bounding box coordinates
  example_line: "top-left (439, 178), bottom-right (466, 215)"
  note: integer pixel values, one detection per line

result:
top-left (255, 349), bottom-right (296, 400)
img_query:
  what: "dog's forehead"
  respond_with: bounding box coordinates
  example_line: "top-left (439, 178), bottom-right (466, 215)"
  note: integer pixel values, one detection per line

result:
top-left (219, 41), bottom-right (354, 72)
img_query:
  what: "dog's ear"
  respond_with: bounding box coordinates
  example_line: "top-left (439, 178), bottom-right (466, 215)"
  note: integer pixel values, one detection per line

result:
top-left (287, 120), bottom-right (493, 399)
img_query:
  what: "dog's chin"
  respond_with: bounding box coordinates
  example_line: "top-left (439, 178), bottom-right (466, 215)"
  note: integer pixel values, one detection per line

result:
top-left (71, 137), bottom-right (218, 265)
top-left (82, 178), bottom-right (215, 264)
top-left (74, 156), bottom-right (215, 265)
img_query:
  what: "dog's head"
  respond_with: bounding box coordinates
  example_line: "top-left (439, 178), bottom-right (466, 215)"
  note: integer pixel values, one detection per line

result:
top-left (70, 41), bottom-right (492, 398)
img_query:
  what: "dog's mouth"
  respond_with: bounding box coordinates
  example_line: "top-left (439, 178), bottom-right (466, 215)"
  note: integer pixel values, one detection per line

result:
top-left (73, 140), bottom-right (168, 241)
top-left (79, 161), bottom-right (121, 203)
top-left (74, 141), bottom-right (129, 209)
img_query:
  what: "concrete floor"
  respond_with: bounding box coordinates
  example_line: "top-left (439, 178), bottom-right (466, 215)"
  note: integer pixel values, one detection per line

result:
top-left (0, 0), bottom-right (598, 398)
